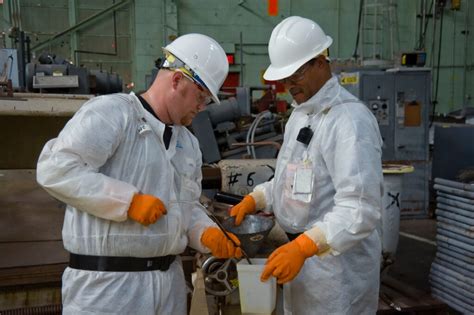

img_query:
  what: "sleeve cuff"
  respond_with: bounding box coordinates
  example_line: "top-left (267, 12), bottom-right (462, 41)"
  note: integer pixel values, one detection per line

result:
top-left (304, 226), bottom-right (331, 256)
top-left (249, 190), bottom-right (266, 211)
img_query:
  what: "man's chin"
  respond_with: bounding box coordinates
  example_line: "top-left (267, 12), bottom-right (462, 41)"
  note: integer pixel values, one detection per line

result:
top-left (181, 118), bottom-right (193, 126)
top-left (292, 94), bottom-right (305, 105)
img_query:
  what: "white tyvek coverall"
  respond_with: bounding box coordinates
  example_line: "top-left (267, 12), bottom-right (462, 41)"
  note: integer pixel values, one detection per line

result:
top-left (255, 77), bottom-right (383, 314)
top-left (37, 93), bottom-right (214, 314)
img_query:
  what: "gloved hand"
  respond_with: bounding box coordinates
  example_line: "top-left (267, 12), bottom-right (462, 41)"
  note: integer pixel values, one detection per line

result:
top-left (230, 195), bottom-right (256, 226)
top-left (201, 227), bottom-right (243, 258)
top-left (261, 234), bottom-right (318, 284)
top-left (128, 194), bottom-right (167, 226)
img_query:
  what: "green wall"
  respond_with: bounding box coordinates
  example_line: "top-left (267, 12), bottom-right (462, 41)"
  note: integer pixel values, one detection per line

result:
top-left (2, 0), bottom-right (473, 114)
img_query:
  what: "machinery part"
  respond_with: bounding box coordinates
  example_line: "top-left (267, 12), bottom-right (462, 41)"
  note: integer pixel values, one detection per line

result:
top-left (206, 98), bottom-right (241, 125)
top-left (199, 256), bottom-right (238, 296)
top-left (214, 191), bottom-right (244, 205)
top-left (25, 63), bottom-right (122, 95)
top-left (90, 69), bottom-right (123, 94)
top-left (231, 141), bottom-right (282, 151)
top-left (26, 63), bottom-right (88, 94)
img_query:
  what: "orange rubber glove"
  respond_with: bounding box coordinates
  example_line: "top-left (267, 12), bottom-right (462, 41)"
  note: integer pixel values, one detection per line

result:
top-left (201, 227), bottom-right (243, 259)
top-left (230, 195), bottom-right (256, 226)
top-left (261, 234), bottom-right (318, 284)
top-left (128, 194), bottom-right (167, 226)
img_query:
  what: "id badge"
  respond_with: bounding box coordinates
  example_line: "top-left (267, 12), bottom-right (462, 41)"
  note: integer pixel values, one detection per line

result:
top-left (292, 161), bottom-right (313, 202)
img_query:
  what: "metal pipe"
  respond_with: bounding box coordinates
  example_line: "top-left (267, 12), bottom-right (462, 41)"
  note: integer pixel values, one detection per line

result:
top-left (421, 0), bottom-right (426, 41)
top-left (7, 0), bottom-right (13, 28)
top-left (231, 141), bottom-right (281, 150)
top-left (337, 0), bottom-right (340, 56)
top-left (17, 31), bottom-right (26, 90)
top-left (16, 0), bottom-right (22, 31)
top-left (373, 0), bottom-right (377, 59)
top-left (451, 12), bottom-right (457, 107)
top-left (462, 0), bottom-right (470, 113)
top-left (162, 0), bottom-right (166, 45)
top-left (389, 0), bottom-right (394, 60)
top-left (240, 32), bottom-right (244, 86)
top-left (429, 0), bottom-right (437, 67)
top-left (31, 0), bottom-right (131, 52)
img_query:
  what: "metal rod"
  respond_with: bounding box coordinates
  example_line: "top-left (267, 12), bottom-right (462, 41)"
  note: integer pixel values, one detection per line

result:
top-left (462, 0), bottom-right (470, 113)
top-left (239, 32), bottom-right (244, 86)
top-left (231, 141), bottom-right (281, 150)
top-left (170, 200), bottom-right (252, 263)
top-left (421, 0), bottom-right (426, 43)
top-left (206, 210), bottom-right (252, 264)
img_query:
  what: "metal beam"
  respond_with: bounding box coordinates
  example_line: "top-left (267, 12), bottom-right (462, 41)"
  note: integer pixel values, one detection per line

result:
top-left (31, 0), bottom-right (131, 52)
top-left (68, 0), bottom-right (78, 62)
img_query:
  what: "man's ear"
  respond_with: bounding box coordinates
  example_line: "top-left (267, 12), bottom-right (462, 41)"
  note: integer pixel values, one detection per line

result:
top-left (171, 71), bottom-right (183, 90)
top-left (316, 55), bottom-right (326, 68)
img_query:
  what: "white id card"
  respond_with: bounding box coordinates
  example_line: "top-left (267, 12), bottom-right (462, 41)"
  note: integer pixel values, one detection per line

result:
top-left (293, 166), bottom-right (313, 194)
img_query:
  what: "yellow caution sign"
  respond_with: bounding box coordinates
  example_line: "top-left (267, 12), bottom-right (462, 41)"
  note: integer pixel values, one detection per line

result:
top-left (340, 74), bottom-right (358, 85)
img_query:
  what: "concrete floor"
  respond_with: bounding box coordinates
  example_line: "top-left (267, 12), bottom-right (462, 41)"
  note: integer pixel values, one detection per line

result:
top-left (387, 218), bottom-right (461, 315)
top-left (387, 218), bottom-right (438, 293)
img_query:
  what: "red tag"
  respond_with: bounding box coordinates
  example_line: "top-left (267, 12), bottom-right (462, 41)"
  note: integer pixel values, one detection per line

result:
top-left (268, 0), bottom-right (278, 16)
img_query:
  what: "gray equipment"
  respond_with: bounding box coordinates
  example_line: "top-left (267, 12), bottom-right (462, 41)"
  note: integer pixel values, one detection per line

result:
top-left (338, 68), bottom-right (431, 217)
top-left (191, 87), bottom-right (281, 163)
top-left (25, 53), bottom-right (122, 95)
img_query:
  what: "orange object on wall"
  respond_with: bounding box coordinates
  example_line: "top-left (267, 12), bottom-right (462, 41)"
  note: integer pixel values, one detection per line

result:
top-left (268, 0), bottom-right (278, 16)
top-left (404, 101), bottom-right (422, 126)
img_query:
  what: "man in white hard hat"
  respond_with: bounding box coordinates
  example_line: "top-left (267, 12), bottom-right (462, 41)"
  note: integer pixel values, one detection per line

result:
top-left (230, 16), bottom-right (383, 314)
top-left (36, 33), bottom-right (242, 314)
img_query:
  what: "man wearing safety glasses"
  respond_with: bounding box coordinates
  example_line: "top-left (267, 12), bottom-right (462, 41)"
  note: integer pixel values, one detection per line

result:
top-left (230, 16), bottom-right (384, 314)
top-left (36, 33), bottom-right (242, 314)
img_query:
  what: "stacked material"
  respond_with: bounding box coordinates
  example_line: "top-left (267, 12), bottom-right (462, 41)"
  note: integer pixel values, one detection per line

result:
top-left (430, 178), bottom-right (474, 314)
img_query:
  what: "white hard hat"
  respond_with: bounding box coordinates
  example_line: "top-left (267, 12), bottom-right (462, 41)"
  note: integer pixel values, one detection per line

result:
top-left (163, 33), bottom-right (228, 104)
top-left (263, 16), bottom-right (333, 81)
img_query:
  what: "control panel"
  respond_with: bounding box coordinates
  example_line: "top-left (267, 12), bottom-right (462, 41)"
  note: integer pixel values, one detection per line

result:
top-left (368, 100), bottom-right (389, 125)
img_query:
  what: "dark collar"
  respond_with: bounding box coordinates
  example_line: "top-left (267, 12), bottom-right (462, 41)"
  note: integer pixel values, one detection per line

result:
top-left (137, 94), bottom-right (173, 150)
top-left (137, 94), bottom-right (160, 121)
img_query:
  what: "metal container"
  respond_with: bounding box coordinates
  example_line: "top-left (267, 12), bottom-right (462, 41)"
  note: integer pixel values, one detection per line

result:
top-left (222, 215), bottom-right (274, 257)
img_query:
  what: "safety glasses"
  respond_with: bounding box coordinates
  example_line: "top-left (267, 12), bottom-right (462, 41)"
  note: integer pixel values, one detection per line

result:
top-left (161, 52), bottom-right (213, 105)
top-left (279, 58), bottom-right (317, 84)
top-left (180, 71), bottom-right (213, 105)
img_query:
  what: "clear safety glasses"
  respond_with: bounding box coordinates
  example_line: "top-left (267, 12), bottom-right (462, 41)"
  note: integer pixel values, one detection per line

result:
top-left (161, 52), bottom-right (213, 105)
top-left (180, 71), bottom-right (213, 105)
top-left (279, 58), bottom-right (317, 84)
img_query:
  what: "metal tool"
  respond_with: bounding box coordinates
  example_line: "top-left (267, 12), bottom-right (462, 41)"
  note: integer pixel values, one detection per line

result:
top-left (204, 208), bottom-right (252, 264)
top-left (380, 292), bottom-right (402, 312)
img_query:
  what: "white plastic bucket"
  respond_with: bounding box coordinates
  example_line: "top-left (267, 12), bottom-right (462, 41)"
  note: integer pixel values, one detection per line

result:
top-left (237, 258), bottom-right (276, 315)
top-left (382, 164), bottom-right (414, 257)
